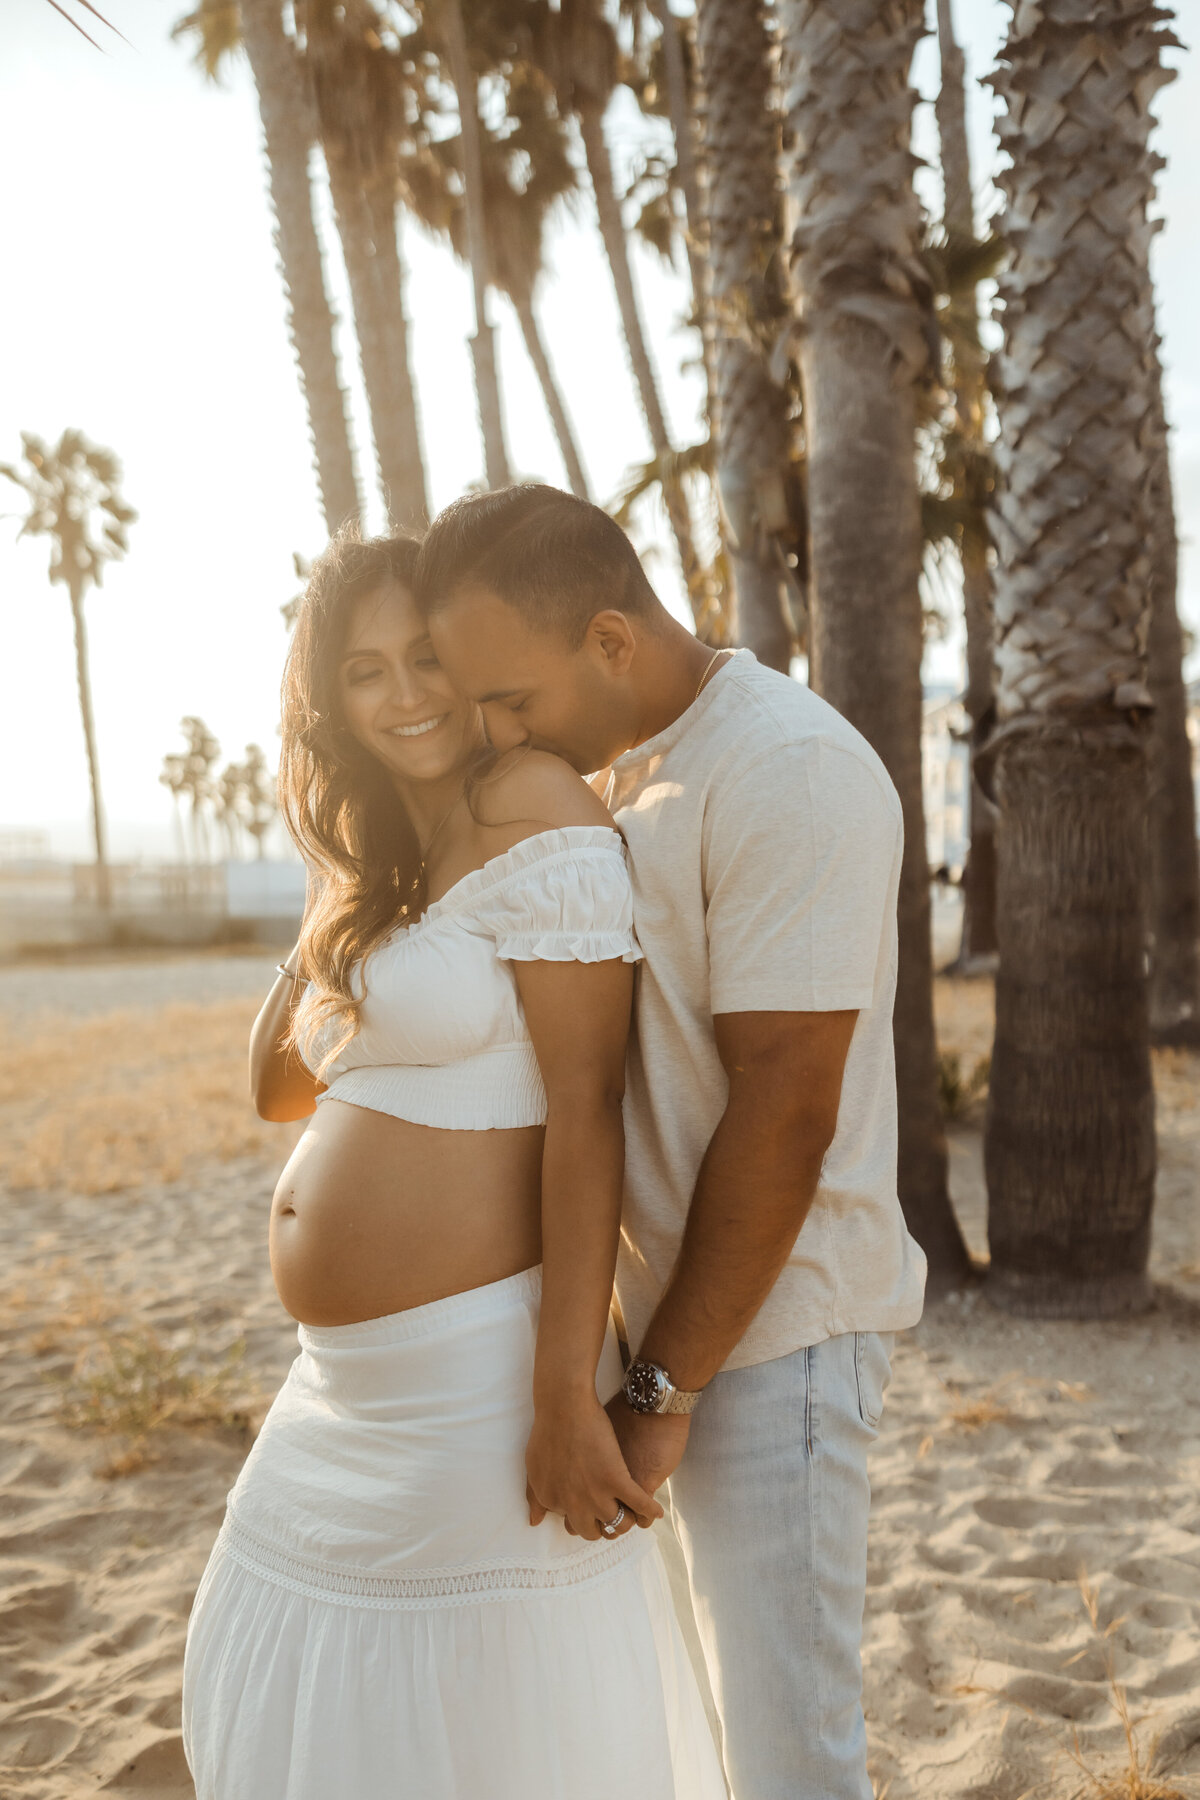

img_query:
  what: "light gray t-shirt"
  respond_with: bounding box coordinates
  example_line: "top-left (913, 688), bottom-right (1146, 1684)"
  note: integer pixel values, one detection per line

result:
top-left (608, 651), bottom-right (927, 1371)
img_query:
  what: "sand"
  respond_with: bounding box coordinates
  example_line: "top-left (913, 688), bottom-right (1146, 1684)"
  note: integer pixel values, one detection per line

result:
top-left (1, 950), bottom-right (1198, 1798)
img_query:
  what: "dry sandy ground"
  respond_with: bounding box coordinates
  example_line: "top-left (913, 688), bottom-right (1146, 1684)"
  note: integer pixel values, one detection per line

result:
top-left (0, 950), bottom-right (1198, 1799)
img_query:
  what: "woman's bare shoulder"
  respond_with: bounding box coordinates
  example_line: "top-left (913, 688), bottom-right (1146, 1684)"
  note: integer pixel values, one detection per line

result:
top-left (473, 748), bottom-right (615, 833)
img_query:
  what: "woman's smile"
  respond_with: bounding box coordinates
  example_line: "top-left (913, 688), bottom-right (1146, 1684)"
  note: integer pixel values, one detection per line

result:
top-left (385, 714), bottom-right (449, 739)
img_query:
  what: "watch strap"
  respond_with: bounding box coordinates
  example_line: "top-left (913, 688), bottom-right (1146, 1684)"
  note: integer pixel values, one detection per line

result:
top-left (657, 1384), bottom-right (704, 1416)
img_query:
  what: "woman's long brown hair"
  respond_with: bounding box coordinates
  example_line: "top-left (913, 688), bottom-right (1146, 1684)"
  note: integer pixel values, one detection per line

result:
top-left (278, 526), bottom-right (485, 1077)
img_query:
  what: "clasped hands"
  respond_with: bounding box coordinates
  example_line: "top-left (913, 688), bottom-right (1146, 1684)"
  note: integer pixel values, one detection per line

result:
top-left (525, 1392), bottom-right (691, 1541)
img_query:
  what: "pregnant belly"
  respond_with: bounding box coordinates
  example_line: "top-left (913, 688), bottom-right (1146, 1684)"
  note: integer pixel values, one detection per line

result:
top-left (269, 1098), bottom-right (545, 1326)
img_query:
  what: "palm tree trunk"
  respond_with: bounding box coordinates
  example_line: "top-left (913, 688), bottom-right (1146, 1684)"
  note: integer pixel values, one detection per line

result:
top-left (443, 0), bottom-right (512, 490)
top-left (981, 0), bottom-right (1174, 1317)
top-left (935, 0), bottom-right (997, 964)
top-left (576, 98), bottom-right (706, 623)
top-left (367, 190), bottom-right (429, 528)
top-left (69, 578), bottom-right (110, 910)
top-left (781, 0), bottom-right (970, 1289)
top-left (513, 293), bottom-right (591, 500)
top-left (240, 0), bottom-right (360, 534)
top-left (695, 0), bottom-right (793, 672)
top-left (1146, 338), bottom-right (1200, 1044)
top-left (326, 155), bottom-right (429, 528)
top-left (645, 0), bottom-right (716, 426)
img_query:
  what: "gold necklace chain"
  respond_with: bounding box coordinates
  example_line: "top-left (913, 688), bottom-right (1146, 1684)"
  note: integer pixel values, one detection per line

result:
top-left (694, 646), bottom-right (731, 704)
top-left (414, 789), bottom-right (463, 886)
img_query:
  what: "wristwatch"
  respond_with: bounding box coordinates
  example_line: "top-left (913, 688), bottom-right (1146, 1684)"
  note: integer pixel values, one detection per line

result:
top-left (621, 1357), bottom-right (705, 1416)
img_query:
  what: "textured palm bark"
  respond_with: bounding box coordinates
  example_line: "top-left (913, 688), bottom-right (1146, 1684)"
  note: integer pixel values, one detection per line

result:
top-left (935, 0), bottom-right (997, 962)
top-left (240, 0), bottom-right (360, 533)
top-left (326, 160), bottom-right (428, 528)
top-left (514, 294), bottom-right (591, 501)
top-left (983, 0), bottom-right (1175, 1316)
top-left (984, 736), bottom-right (1154, 1315)
top-left (577, 100), bottom-right (705, 620)
top-left (444, 0), bottom-right (512, 491)
top-left (695, 0), bottom-right (793, 672)
top-left (1145, 346), bottom-right (1200, 1043)
top-left (69, 580), bottom-right (110, 911)
top-left (780, 0), bottom-right (969, 1286)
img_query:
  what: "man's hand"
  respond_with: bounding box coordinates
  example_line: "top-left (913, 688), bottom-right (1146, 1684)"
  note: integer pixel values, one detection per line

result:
top-left (605, 1395), bottom-right (692, 1500)
top-left (526, 1397), bottom-right (663, 1540)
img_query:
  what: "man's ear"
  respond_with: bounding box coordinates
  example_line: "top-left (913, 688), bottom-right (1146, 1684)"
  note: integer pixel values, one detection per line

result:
top-left (585, 610), bottom-right (637, 676)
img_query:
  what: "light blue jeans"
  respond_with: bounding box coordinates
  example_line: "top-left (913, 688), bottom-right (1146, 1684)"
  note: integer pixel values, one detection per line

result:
top-left (663, 1330), bottom-right (894, 1800)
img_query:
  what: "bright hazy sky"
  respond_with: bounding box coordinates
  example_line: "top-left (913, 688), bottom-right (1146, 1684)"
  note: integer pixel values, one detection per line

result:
top-left (1, 0), bottom-right (1196, 857)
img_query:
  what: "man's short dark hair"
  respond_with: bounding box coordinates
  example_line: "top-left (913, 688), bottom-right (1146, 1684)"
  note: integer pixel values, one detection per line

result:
top-left (416, 484), bottom-right (665, 644)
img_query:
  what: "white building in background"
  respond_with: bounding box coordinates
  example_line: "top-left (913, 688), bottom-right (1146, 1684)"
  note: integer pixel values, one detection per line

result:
top-left (922, 682), bottom-right (971, 879)
top-left (224, 858), bottom-right (307, 921)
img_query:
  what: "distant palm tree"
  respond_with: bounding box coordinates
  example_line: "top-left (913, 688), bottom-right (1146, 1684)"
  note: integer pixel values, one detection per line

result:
top-left (2, 431), bottom-right (135, 911)
top-left (175, 0), bottom-right (362, 534)
top-left (167, 717), bottom-right (222, 864)
top-left (213, 759), bottom-right (250, 860)
top-left (237, 744), bottom-right (279, 859)
top-left (160, 751), bottom-right (192, 862)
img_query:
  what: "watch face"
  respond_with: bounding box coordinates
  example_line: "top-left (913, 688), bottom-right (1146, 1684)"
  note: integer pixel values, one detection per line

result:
top-left (624, 1361), bottom-right (667, 1414)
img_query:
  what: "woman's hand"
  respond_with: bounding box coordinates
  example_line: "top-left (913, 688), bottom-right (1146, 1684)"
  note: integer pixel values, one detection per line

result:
top-left (526, 1395), bottom-right (663, 1541)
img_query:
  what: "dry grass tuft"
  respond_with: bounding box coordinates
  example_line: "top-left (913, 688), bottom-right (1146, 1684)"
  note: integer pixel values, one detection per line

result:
top-left (938, 1049), bottom-right (991, 1120)
top-left (917, 1374), bottom-right (1093, 1458)
top-left (0, 999), bottom-right (295, 1193)
top-left (1059, 1577), bottom-right (1192, 1800)
top-left (944, 1381), bottom-right (1022, 1431)
top-left (954, 1577), bottom-right (1195, 1799)
top-left (7, 1259), bottom-right (147, 1355)
top-left (56, 1321), bottom-right (254, 1445)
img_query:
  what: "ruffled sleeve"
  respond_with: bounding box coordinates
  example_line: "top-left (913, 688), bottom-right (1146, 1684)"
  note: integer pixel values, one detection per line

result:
top-left (474, 827), bottom-right (642, 964)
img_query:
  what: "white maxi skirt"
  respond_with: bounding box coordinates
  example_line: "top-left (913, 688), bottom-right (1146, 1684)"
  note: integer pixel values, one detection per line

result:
top-left (182, 1267), bottom-right (726, 1800)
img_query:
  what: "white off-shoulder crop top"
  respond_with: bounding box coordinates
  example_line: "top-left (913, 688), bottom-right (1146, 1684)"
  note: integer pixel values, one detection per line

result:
top-left (300, 826), bottom-right (641, 1131)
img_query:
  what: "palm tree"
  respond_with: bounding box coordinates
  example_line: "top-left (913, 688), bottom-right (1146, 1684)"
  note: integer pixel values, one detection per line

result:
top-left (538, 0), bottom-right (707, 617)
top-left (439, 0), bottom-right (514, 489)
top-left (980, 0), bottom-right (1176, 1317)
top-left (170, 717), bottom-right (223, 863)
top-left (778, 0), bottom-right (969, 1289)
top-left (2, 432), bottom-right (135, 912)
top-left (300, 0), bottom-right (431, 527)
top-left (933, 0), bottom-right (998, 966)
top-left (1145, 336), bottom-right (1200, 1045)
top-left (160, 751), bottom-right (191, 861)
top-left (421, 79), bottom-right (591, 500)
top-left (175, 0), bottom-right (362, 534)
top-left (238, 744), bottom-right (279, 858)
top-left (694, 0), bottom-right (795, 672)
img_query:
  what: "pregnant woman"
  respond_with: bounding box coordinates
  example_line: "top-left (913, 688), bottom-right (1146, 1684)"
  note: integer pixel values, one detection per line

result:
top-left (181, 530), bottom-right (723, 1800)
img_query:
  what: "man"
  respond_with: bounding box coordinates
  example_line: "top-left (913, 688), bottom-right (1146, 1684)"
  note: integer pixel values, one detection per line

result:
top-left (417, 485), bottom-right (926, 1800)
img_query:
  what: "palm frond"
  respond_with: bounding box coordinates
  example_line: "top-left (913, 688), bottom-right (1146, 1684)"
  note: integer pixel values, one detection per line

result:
top-left (608, 438), bottom-right (714, 528)
top-left (172, 1), bottom-right (242, 79)
top-left (44, 0), bottom-right (127, 50)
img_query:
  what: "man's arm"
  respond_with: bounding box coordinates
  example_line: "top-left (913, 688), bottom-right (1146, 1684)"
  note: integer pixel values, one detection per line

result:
top-left (607, 1007), bottom-right (857, 1493)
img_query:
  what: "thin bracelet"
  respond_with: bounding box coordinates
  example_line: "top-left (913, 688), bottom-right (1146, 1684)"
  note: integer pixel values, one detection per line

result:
top-left (276, 961), bottom-right (301, 982)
